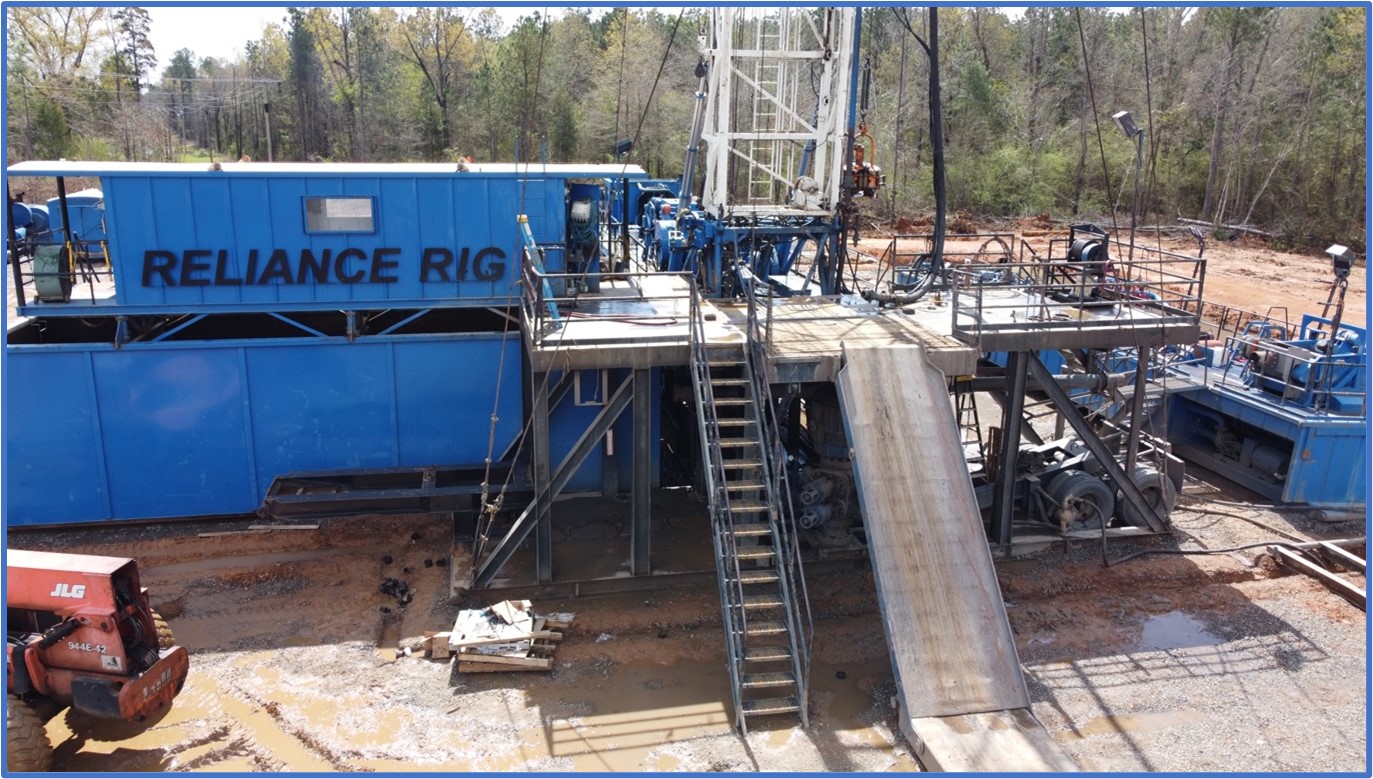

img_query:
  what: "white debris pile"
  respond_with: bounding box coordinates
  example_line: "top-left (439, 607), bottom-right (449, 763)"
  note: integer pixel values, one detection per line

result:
top-left (441, 599), bottom-right (575, 672)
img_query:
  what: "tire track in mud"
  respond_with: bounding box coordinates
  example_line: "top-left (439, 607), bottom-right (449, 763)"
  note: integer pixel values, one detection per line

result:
top-left (179, 664), bottom-right (342, 772)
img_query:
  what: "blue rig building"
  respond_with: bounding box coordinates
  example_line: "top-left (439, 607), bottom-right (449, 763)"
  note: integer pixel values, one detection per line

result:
top-left (5, 161), bottom-right (661, 541)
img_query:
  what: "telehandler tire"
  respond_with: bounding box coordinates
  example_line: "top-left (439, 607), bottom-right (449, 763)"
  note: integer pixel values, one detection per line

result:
top-left (152, 610), bottom-right (176, 648)
top-left (7, 693), bottom-right (53, 772)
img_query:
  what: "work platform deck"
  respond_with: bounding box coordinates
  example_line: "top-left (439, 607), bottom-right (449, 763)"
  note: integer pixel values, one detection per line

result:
top-left (523, 275), bottom-right (740, 371)
top-left (716, 296), bottom-right (978, 382)
top-left (525, 275), bottom-right (980, 379)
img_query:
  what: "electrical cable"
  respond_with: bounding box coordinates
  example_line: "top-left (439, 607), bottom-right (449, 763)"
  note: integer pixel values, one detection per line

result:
top-left (1172, 505), bottom-right (1307, 543)
top-left (1178, 495), bottom-right (1301, 511)
top-left (1073, 8), bottom-right (1121, 240)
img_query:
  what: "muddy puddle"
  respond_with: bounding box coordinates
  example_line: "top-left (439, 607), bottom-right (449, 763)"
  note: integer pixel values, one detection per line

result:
top-left (1138, 611), bottom-right (1220, 652)
top-left (46, 640), bottom-right (916, 772)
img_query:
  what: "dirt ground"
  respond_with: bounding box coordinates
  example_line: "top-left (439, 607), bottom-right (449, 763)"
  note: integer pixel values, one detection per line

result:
top-left (8, 470), bottom-right (1367, 773)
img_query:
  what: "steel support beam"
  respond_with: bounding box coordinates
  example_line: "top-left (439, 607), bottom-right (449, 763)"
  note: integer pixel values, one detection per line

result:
top-left (7, 187), bottom-right (26, 308)
top-left (991, 351), bottom-right (1028, 547)
top-left (987, 388), bottom-right (1044, 447)
top-left (473, 373), bottom-right (636, 588)
top-left (1027, 353), bottom-right (1169, 533)
top-left (631, 368), bottom-right (652, 575)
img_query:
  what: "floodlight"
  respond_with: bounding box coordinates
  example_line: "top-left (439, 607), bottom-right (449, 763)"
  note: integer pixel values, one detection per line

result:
top-left (1112, 110), bottom-right (1141, 139)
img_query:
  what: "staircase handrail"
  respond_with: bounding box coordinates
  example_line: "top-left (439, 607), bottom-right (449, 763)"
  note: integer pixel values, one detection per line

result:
top-left (738, 268), bottom-right (814, 713)
top-left (688, 282), bottom-right (750, 727)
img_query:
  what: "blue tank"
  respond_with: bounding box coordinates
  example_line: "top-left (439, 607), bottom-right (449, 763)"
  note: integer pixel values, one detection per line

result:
top-left (46, 188), bottom-right (106, 250)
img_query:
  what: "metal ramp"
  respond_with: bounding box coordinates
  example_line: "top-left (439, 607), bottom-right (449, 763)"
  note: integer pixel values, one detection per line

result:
top-left (689, 289), bottom-right (812, 734)
top-left (836, 343), bottom-right (1076, 772)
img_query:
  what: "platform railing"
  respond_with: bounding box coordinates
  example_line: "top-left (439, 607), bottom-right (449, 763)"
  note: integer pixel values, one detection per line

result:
top-left (1212, 332), bottom-right (1368, 416)
top-left (519, 260), bottom-right (695, 344)
top-left (949, 251), bottom-right (1205, 347)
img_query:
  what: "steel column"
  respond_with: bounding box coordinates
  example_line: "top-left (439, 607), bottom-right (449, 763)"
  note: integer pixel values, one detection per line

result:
top-left (1124, 346), bottom-right (1150, 475)
top-left (7, 186), bottom-right (26, 307)
top-left (533, 371), bottom-right (553, 583)
top-left (991, 351), bottom-right (1028, 547)
top-left (472, 374), bottom-right (636, 588)
top-left (631, 368), bottom-right (652, 575)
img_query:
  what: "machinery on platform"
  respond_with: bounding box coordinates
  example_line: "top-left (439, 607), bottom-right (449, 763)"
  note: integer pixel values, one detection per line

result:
top-left (1167, 312), bottom-right (1367, 507)
top-left (7, 549), bottom-right (189, 772)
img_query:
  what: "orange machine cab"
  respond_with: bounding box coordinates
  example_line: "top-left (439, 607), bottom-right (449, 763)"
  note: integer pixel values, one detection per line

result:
top-left (7, 549), bottom-right (189, 722)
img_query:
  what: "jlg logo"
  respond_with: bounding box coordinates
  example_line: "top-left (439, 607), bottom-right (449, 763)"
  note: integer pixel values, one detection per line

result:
top-left (49, 583), bottom-right (87, 599)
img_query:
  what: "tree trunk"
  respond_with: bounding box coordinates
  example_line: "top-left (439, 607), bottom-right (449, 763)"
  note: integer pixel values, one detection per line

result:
top-left (1201, 24), bottom-right (1241, 223)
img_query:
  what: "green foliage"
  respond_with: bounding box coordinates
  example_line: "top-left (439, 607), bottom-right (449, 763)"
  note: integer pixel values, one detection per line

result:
top-left (69, 134), bottom-right (119, 161)
top-left (1, 7), bottom-right (1363, 248)
top-left (30, 95), bottom-right (70, 158)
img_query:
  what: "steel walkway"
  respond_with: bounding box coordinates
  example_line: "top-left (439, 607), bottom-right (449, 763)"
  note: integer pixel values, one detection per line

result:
top-left (836, 343), bottom-right (1076, 772)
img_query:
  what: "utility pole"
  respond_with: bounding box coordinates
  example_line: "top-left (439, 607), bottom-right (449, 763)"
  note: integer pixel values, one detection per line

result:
top-left (264, 102), bottom-right (274, 162)
top-left (20, 80), bottom-right (35, 158)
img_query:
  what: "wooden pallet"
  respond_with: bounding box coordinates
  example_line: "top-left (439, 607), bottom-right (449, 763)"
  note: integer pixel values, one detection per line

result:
top-left (449, 600), bottom-right (575, 672)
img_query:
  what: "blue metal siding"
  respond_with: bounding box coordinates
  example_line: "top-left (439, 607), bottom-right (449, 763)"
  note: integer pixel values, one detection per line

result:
top-left (6, 333), bottom-right (525, 526)
top-left (102, 174), bottom-right (571, 310)
top-left (1288, 423), bottom-right (1367, 506)
top-left (5, 352), bottom-right (111, 522)
top-left (392, 337), bottom-right (521, 463)
top-left (228, 176), bottom-right (281, 308)
top-left (245, 343), bottom-right (400, 490)
top-left (92, 349), bottom-right (256, 519)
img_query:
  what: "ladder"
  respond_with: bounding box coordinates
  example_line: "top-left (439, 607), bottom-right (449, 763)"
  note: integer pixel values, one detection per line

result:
top-left (688, 284), bottom-right (812, 734)
top-left (953, 375), bottom-right (986, 467)
top-left (746, 17), bottom-right (783, 204)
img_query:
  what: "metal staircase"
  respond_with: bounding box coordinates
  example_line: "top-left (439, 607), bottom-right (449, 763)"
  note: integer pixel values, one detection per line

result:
top-left (688, 282), bottom-right (812, 734)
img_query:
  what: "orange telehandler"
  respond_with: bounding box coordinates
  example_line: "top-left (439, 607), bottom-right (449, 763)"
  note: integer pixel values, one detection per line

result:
top-left (6, 549), bottom-right (189, 771)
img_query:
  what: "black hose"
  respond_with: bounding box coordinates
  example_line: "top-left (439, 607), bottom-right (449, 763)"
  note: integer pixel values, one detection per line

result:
top-left (37, 618), bottom-right (81, 649)
top-left (1107, 539), bottom-right (1305, 567)
top-left (860, 286), bottom-right (938, 307)
top-left (1172, 506), bottom-right (1306, 543)
top-left (1178, 495), bottom-right (1303, 511)
top-left (927, 9), bottom-right (945, 282)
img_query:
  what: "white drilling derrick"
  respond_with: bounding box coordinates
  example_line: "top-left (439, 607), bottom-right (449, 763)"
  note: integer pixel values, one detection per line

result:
top-left (697, 8), bottom-right (857, 219)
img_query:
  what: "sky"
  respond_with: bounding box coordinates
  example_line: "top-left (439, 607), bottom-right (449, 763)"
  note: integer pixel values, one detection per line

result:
top-left (145, 6), bottom-right (291, 64)
top-left (144, 6), bottom-right (566, 67)
top-left (142, 6), bottom-right (1054, 73)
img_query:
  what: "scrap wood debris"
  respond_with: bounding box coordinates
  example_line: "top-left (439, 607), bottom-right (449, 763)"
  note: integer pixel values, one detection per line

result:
top-left (404, 599), bottom-right (575, 672)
